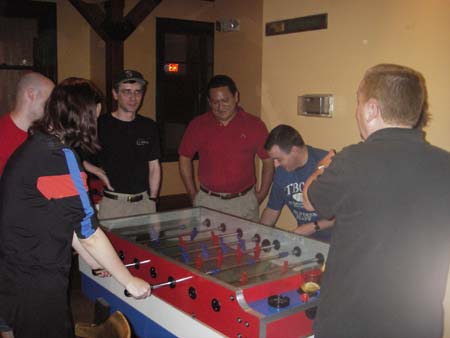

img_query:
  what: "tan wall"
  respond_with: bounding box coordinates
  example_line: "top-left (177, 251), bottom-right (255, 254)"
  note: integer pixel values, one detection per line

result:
top-left (262, 0), bottom-right (450, 335)
top-left (57, 0), bottom-right (263, 196)
top-left (125, 0), bottom-right (263, 195)
top-left (90, 31), bottom-right (106, 95)
top-left (57, 1), bottom-right (91, 80)
top-left (262, 0), bottom-right (450, 225)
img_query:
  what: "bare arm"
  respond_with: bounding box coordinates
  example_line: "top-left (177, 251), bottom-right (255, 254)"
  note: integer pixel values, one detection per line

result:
top-left (79, 228), bottom-right (151, 298)
top-left (82, 160), bottom-right (113, 191)
top-left (72, 232), bottom-right (110, 277)
top-left (255, 158), bottom-right (274, 204)
top-left (148, 159), bottom-right (161, 199)
top-left (260, 207), bottom-right (281, 227)
top-left (293, 218), bottom-right (335, 236)
top-left (178, 155), bottom-right (197, 202)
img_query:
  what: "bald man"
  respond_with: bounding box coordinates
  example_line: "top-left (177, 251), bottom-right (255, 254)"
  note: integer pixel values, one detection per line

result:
top-left (0, 72), bottom-right (54, 176)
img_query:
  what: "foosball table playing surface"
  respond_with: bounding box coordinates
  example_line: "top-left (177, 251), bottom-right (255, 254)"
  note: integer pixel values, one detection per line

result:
top-left (79, 207), bottom-right (329, 338)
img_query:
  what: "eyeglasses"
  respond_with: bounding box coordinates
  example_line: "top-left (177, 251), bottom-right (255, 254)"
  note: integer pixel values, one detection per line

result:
top-left (119, 89), bottom-right (143, 97)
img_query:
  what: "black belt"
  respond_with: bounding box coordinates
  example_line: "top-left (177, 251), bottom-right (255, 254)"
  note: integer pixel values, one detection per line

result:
top-left (200, 185), bottom-right (254, 200)
top-left (103, 191), bottom-right (144, 203)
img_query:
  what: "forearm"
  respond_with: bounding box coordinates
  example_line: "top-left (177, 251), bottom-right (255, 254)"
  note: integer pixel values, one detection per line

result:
top-left (79, 228), bottom-right (133, 288)
top-left (260, 208), bottom-right (280, 227)
top-left (317, 218), bottom-right (335, 230)
top-left (72, 232), bottom-right (102, 270)
top-left (83, 160), bottom-right (113, 191)
top-left (148, 160), bottom-right (161, 198)
top-left (295, 223), bottom-right (314, 236)
top-left (179, 156), bottom-right (197, 200)
top-left (294, 218), bottom-right (335, 236)
top-left (256, 158), bottom-right (274, 203)
top-left (83, 161), bottom-right (100, 176)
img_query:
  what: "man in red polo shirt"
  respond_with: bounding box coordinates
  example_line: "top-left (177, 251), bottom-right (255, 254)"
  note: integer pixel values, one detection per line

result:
top-left (0, 72), bottom-right (54, 176)
top-left (178, 75), bottom-right (273, 221)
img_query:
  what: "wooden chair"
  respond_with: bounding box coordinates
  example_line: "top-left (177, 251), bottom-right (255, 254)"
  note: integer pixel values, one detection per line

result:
top-left (75, 311), bottom-right (131, 338)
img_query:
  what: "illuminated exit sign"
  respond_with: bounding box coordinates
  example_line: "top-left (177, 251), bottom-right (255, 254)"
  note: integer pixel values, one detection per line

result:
top-left (164, 63), bottom-right (179, 73)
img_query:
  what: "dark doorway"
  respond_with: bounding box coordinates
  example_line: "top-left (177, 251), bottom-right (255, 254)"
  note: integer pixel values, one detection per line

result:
top-left (156, 17), bottom-right (214, 162)
top-left (0, 2), bottom-right (57, 116)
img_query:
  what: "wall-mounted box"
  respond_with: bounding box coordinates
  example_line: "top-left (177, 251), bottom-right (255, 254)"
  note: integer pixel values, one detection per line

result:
top-left (298, 94), bottom-right (333, 117)
top-left (216, 19), bottom-right (240, 32)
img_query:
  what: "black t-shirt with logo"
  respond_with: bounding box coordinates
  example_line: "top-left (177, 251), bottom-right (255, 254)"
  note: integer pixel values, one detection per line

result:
top-left (97, 113), bottom-right (161, 194)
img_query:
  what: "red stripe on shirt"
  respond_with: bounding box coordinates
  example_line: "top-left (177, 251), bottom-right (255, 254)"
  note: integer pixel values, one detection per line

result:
top-left (37, 172), bottom-right (88, 200)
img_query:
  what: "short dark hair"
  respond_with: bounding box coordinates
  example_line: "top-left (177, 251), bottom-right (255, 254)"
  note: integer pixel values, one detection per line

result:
top-left (264, 124), bottom-right (305, 153)
top-left (360, 64), bottom-right (428, 128)
top-left (207, 75), bottom-right (238, 97)
top-left (31, 77), bottom-right (104, 154)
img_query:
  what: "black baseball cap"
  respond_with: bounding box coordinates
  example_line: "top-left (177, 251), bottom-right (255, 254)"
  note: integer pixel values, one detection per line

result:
top-left (114, 69), bottom-right (147, 86)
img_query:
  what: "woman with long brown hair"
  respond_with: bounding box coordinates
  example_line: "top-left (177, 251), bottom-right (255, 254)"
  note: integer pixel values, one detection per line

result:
top-left (0, 78), bottom-right (151, 338)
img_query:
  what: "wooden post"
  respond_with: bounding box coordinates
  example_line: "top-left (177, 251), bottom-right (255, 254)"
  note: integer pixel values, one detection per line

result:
top-left (68, 0), bottom-right (162, 111)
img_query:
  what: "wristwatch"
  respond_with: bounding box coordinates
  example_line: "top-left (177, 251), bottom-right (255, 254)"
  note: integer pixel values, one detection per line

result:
top-left (313, 221), bottom-right (321, 232)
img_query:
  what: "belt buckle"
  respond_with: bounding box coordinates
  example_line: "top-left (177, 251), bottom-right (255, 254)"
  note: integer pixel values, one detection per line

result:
top-left (127, 195), bottom-right (133, 202)
top-left (221, 193), bottom-right (235, 200)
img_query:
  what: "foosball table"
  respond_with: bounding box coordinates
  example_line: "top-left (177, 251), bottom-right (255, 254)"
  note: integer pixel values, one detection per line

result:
top-left (79, 207), bottom-right (329, 338)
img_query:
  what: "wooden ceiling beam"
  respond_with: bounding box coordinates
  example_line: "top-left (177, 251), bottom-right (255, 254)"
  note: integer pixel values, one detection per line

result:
top-left (125, 0), bottom-right (162, 34)
top-left (68, 0), bottom-right (108, 41)
top-left (68, 0), bottom-right (163, 111)
top-left (70, 0), bottom-right (162, 42)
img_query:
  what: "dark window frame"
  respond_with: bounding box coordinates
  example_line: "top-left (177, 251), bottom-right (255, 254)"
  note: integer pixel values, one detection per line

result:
top-left (156, 17), bottom-right (214, 162)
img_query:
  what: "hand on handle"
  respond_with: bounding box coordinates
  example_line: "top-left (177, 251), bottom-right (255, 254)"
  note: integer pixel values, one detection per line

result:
top-left (124, 276), bottom-right (152, 299)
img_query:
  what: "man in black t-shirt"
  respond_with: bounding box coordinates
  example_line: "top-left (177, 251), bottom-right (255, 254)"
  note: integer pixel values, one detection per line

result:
top-left (90, 70), bottom-right (161, 219)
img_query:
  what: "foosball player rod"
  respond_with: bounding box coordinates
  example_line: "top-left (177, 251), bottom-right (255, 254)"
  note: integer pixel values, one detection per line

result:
top-left (190, 246), bottom-right (235, 269)
top-left (148, 223), bottom-right (188, 241)
top-left (205, 250), bottom-right (289, 275)
top-left (124, 259), bottom-right (151, 269)
top-left (176, 236), bottom-right (246, 264)
top-left (288, 253), bottom-right (325, 270)
top-left (235, 253), bottom-right (323, 285)
top-left (176, 236), bottom-right (245, 258)
top-left (211, 229), bottom-right (250, 246)
top-left (145, 223), bottom-right (227, 247)
top-left (210, 228), bottom-right (258, 245)
top-left (188, 222), bottom-right (228, 240)
top-left (191, 241), bottom-right (254, 268)
top-left (124, 276), bottom-right (194, 296)
top-left (164, 227), bottom-right (248, 252)
top-left (151, 275), bottom-right (193, 290)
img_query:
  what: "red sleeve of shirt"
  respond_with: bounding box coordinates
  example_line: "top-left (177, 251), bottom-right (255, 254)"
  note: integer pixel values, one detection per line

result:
top-left (37, 172), bottom-right (88, 200)
top-left (0, 114), bottom-right (28, 176)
